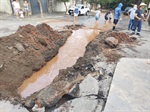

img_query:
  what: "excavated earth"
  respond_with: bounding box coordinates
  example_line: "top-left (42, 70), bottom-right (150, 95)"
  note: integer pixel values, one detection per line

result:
top-left (0, 23), bottom-right (72, 99)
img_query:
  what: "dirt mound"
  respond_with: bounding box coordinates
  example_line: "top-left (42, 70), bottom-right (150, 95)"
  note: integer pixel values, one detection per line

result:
top-left (0, 23), bottom-right (72, 98)
top-left (108, 32), bottom-right (134, 43)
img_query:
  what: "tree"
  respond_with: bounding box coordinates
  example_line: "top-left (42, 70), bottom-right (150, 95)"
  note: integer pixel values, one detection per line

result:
top-left (56, 0), bottom-right (69, 14)
top-left (38, 0), bottom-right (43, 18)
top-left (98, 0), bottom-right (118, 9)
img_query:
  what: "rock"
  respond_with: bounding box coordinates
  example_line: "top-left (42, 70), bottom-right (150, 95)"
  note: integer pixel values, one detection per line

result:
top-left (7, 46), bottom-right (13, 50)
top-left (24, 99), bottom-right (35, 108)
top-left (0, 64), bottom-right (4, 71)
top-left (68, 84), bottom-right (79, 97)
top-left (53, 97), bottom-right (104, 112)
top-left (13, 51), bottom-right (18, 55)
top-left (105, 37), bottom-right (119, 48)
top-left (15, 42), bottom-right (25, 52)
top-left (38, 38), bottom-right (47, 46)
top-left (79, 74), bottom-right (99, 96)
top-left (98, 76), bottom-right (112, 98)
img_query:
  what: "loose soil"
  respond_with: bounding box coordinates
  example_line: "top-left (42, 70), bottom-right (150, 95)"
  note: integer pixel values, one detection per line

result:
top-left (0, 23), bottom-right (72, 99)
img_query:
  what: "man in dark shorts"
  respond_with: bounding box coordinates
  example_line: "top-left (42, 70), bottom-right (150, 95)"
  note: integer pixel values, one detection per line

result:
top-left (104, 9), bottom-right (112, 24)
top-left (132, 2), bottom-right (146, 35)
top-left (112, 3), bottom-right (123, 30)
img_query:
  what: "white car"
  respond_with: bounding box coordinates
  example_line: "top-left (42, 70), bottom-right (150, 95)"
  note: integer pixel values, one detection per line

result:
top-left (68, 4), bottom-right (90, 16)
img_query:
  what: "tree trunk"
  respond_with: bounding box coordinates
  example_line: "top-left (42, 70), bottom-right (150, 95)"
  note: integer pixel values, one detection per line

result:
top-left (64, 2), bottom-right (67, 14)
top-left (38, 0), bottom-right (43, 18)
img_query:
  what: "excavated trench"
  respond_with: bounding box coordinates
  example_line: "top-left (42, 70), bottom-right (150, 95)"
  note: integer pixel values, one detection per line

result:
top-left (0, 22), bottom-right (139, 111)
top-left (18, 28), bottom-right (99, 98)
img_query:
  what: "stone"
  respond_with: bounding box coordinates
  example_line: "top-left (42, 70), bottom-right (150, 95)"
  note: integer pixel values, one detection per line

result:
top-left (13, 51), bottom-right (18, 55)
top-left (68, 84), bottom-right (79, 97)
top-left (15, 42), bottom-right (25, 52)
top-left (105, 37), bottom-right (119, 48)
top-left (53, 97), bottom-right (104, 112)
top-left (79, 74), bottom-right (99, 96)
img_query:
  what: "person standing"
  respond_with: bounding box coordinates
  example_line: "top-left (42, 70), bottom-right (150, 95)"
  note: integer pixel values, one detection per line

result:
top-left (127, 5), bottom-right (137, 30)
top-left (104, 9), bottom-right (113, 24)
top-left (24, 0), bottom-right (29, 18)
top-left (74, 4), bottom-right (79, 24)
top-left (112, 3), bottom-right (123, 30)
top-left (95, 8), bottom-right (101, 28)
top-left (131, 2), bottom-right (147, 35)
top-left (12, 0), bottom-right (20, 18)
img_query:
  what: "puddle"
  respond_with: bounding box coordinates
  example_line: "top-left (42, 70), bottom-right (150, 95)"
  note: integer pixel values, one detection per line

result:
top-left (18, 28), bottom-right (99, 98)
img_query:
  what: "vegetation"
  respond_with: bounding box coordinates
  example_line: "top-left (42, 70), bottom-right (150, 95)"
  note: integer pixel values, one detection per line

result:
top-left (85, 0), bottom-right (149, 10)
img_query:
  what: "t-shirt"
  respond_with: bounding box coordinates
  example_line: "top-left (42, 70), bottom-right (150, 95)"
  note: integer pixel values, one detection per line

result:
top-left (128, 8), bottom-right (136, 20)
top-left (134, 8), bottom-right (143, 21)
top-left (74, 7), bottom-right (79, 14)
top-left (12, 1), bottom-right (20, 9)
top-left (95, 10), bottom-right (101, 18)
top-left (105, 11), bottom-right (112, 18)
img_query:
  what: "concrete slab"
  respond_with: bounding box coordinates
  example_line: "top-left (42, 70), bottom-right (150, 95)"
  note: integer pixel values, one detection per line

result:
top-left (103, 58), bottom-right (150, 112)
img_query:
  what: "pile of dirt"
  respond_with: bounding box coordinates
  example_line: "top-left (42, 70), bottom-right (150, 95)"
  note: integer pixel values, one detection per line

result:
top-left (64, 24), bottom-right (84, 30)
top-left (108, 32), bottom-right (135, 43)
top-left (0, 23), bottom-right (72, 98)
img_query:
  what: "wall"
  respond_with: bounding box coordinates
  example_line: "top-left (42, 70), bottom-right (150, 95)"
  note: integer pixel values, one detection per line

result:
top-left (52, 0), bottom-right (76, 12)
top-left (0, 0), bottom-right (12, 14)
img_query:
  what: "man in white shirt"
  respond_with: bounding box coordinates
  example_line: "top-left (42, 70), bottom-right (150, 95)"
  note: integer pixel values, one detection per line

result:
top-left (12, 0), bottom-right (20, 18)
top-left (128, 5), bottom-right (137, 30)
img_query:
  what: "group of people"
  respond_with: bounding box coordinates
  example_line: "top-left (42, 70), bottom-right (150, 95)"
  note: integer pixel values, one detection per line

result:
top-left (94, 2), bottom-right (148, 36)
top-left (12, 0), bottom-right (29, 19)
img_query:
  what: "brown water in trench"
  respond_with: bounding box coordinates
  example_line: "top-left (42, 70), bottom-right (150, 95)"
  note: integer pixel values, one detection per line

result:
top-left (18, 28), bottom-right (99, 98)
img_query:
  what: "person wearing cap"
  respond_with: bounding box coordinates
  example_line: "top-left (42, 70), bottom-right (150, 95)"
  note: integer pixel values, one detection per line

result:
top-left (127, 4), bottom-right (137, 30)
top-left (131, 2), bottom-right (147, 35)
top-left (112, 3), bottom-right (123, 30)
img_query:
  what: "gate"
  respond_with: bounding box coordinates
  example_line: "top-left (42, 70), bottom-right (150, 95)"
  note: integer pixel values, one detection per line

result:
top-left (29, 0), bottom-right (48, 15)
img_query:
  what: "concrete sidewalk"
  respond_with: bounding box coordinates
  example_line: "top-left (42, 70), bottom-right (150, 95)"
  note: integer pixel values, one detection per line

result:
top-left (103, 58), bottom-right (150, 112)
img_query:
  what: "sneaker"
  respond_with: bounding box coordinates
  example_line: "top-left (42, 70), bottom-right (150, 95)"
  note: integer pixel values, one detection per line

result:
top-left (136, 33), bottom-right (141, 36)
top-left (130, 32), bottom-right (135, 35)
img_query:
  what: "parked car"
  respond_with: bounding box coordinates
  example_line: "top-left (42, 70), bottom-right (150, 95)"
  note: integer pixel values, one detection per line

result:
top-left (68, 4), bottom-right (90, 16)
top-left (123, 7), bottom-right (132, 15)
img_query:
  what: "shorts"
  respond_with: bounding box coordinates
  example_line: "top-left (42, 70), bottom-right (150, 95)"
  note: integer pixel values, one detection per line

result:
top-left (74, 13), bottom-right (78, 17)
top-left (105, 16), bottom-right (108, 20)
top-left (113, 19), bottom-right (119, 25)
top-left (95, 16), bottom-right (99, 20)
top-left (105, 16), bottom-right (111, 20)
top-left (14, 8), bottom-right (20, 14)
top-left (24, 8), bottom-right (29, 12)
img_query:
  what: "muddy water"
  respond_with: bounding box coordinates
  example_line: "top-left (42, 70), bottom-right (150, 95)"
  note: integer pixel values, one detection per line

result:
top-left (18, 29), bottom-right (99, 98)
